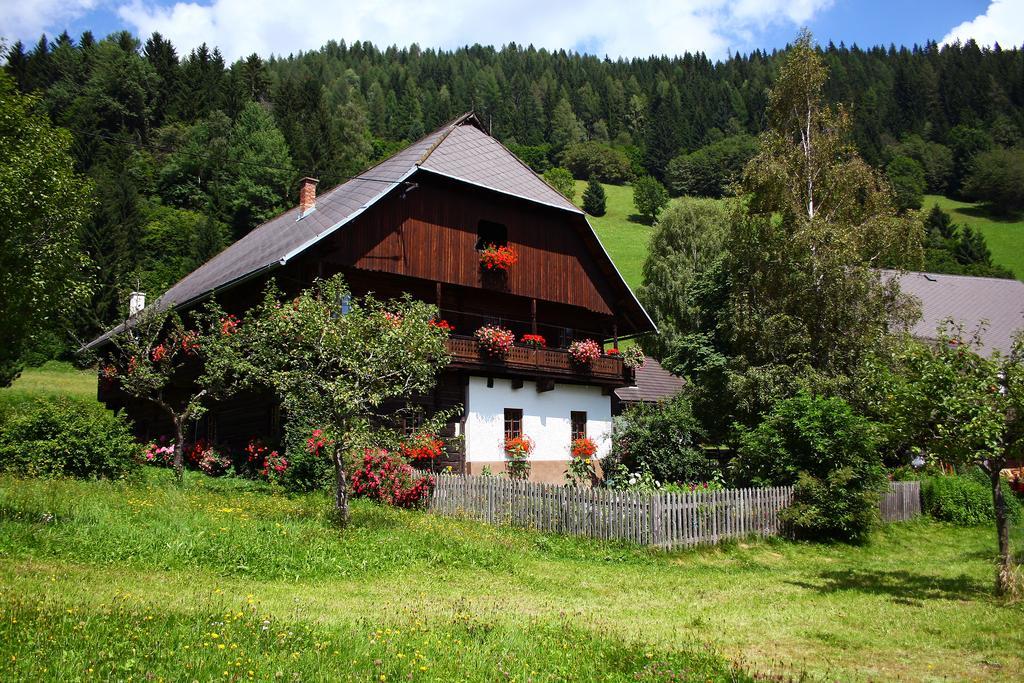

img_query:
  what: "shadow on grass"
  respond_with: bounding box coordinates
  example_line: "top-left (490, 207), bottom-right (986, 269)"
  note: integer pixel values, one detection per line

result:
top-left (952, 203), bottom-right (1024, 224)
top-left (627, 213), bottom-right (654, 226)
top-left (789, 569), bottom-right (986, 602)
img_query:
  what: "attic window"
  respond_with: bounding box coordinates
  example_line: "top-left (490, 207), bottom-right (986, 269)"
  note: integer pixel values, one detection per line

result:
top-left (476, 220), bottom-right (507, 250)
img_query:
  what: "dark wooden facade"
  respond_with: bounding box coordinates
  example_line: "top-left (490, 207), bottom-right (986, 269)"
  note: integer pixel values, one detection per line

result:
top-left (99, 163), bottom-right (645, 471)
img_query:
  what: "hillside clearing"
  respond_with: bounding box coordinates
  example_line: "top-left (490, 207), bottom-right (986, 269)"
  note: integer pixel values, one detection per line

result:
top-left (924, 195), bottom-right (1024, 279)
top-left (574, 180), bottom-right (652, 291)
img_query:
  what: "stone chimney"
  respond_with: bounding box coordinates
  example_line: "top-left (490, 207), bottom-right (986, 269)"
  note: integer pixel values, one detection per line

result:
top-left (298, 177), bottom-right (319, 218)
top-left (129, 291), bottom-right (146, 316)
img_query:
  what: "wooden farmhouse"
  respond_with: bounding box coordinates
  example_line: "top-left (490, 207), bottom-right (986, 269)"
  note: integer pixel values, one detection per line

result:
top-left (87, 113), bottom-right (656, 482)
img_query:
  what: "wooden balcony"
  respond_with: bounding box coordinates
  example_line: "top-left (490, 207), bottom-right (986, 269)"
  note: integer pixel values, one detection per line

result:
top-left (445, 336), bottom-right (631, 387)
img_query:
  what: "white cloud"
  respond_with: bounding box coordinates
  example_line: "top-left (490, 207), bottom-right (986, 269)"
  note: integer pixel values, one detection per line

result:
top-left (114, 0), bottom-right (831, 62)
top-left (0, 0), bottom-right (98, 43)
top-left (942, 0), bottom-right (1024, 48)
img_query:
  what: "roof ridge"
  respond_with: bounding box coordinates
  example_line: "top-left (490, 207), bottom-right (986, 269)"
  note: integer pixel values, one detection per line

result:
top-left (416, 111), bottom-right (477, 166)
top-left (897, 269), bottom-right (1024, 285)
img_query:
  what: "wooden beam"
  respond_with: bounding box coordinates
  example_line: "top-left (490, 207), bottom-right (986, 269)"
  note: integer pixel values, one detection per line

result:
top-left (536, 379), bottom-right (555, 393)
top-left (511, 378), bottom-right (524, 390)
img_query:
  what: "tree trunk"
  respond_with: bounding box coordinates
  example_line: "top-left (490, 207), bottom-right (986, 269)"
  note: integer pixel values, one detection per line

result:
top-left (990, 467), bottom-right (1013, 594)
top-left (173, 416), bottom-right (186, 484)
top-left (333, 445), bottom-right (350, 528)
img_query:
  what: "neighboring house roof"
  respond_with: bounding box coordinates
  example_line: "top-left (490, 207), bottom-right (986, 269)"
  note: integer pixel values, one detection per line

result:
top-left (887, 270), bottom-right (1024, 357)
top-left (613, 357), bottom-right (685, 403)
top-left (85, 113), bottom-right (648, 350)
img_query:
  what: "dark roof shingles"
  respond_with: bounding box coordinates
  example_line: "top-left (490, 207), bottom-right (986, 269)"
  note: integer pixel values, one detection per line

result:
top-left (888, 270), bottom-right (1024, 357)
top-left (613, 357), bottom-right (685, 403)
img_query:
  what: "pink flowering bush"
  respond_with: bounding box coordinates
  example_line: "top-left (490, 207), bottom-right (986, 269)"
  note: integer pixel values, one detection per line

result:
top-left (143, 438), bottom-right (176, 467)
top-left (246, 438), bottom-right (288, 480)
top-left (475, 325), bottom-right (515, 358)
top-left (568, 339), bottom-right (601, 365)
top-left (350, 449), bottom-right (435, 508)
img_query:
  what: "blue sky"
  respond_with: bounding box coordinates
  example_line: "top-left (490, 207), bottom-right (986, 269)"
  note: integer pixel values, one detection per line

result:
top-left (2, 0), bottom-right (1019, 62)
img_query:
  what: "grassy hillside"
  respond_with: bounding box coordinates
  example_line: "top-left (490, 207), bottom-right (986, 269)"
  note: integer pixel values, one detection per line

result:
top-left (576, 183), bottom-right (1024, 288)
top-left (574, 180), bottom-right (652, 291)
top-left (2, 471), bottom-right (1022, 681)
top-left (924, 195), bottom-right (1024, 278)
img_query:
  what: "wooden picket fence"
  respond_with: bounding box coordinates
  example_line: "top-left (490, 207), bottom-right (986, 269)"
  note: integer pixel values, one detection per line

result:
top-left (429, 476), bottom-right (921, 549)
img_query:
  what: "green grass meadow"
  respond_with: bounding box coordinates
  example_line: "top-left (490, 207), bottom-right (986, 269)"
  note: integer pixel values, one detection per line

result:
top-left (574, 180), bottom-right (653, 291)
top-left (0, 467), bottom-right (1022, 681)
top-left (923, 194), bottom-right (1024, 278)
top-left (572, 183), bottom-right (1024, 288)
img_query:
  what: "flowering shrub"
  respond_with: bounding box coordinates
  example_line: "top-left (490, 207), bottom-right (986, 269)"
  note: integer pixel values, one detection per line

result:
top-left (246, 438), bottom-right (287, 479)
top-left (306, 429), bottom-right (330, 459)
top-left (429, 319), bottom-right (455, 333)
top-left (568, 339), bottom-right (601, 365)
top-left (220, 314), bottom-right (239, 336)
top-left (621, 345), bottom-right (646, 369)
top-left (475, 325), bottom-right (516, 358)
top-left (179, 331), bottom-right (200, 355)
top-left (261, 451), bottom-right (288, 478)
top-left (400, 433), bottom-right (444, 461)
top-left (504, 435), bottom-right (534, 480)
top-left (479, 243), bottom-right (518, 271)
top-left (151, 344), bottom-right (167, 362)
top-left (521, 333), bottom-right (546, 348)
top-left (187, 440), bottom-right (231, 476)
top-left (144, 438), bottom-right (175, 466)
top-left (350, 449), bottom-right (435, 508)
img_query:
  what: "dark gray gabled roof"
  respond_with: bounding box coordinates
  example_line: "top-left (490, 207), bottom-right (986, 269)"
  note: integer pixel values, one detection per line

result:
top-left (614, 357), bottom-right (685, 403)
top-left (885, 270), bottom-right (1024, 357)
top-left (84, 113), bottom-right (646, 350)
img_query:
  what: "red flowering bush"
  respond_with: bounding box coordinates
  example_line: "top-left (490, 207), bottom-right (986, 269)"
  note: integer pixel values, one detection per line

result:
top-left (350, 449), bottom-right (435, 508)
top-left (429, 319), bottom-right (455, 333)
top-left (401, 433), bottom-right (445, 461)
top-left (475, 325), bottom-right (515, 358)
top-left (246, 438), bottom-right (288, 479)
top-left (568, 339), bottom-right (601, 365)
top-left (186, 439), bottom-right (231, 476)
top-left (504, 435), bottom-right (534, 480)
top-left (306, 429), bottom-right (330, 458)
top-left (179, 331), bottom-right (200, 355)
top-left (220, 314), bottom-right (239, 336)
top-left (151, 344), bottom-right (167, 362)
top-left (479, 243), bottom-right (518, 271)
top-left (521, 333), bottom-right (546, 348)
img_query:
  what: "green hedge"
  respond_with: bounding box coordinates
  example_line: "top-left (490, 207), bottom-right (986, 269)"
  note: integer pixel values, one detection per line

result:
top-left (921, 473), bottom-right (1021, 526)
top-left (0, 398), bottom-right (140, 480)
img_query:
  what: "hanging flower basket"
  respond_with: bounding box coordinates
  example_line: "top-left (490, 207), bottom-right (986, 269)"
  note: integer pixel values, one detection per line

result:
top-left (568, 339), bottom-right (601, 366)
top-left (474, 324), bottom-right (515, 358)
top-left (480, 243), bottom-right (518, 271)
top-left (621, 345), bottom-right (646, 369)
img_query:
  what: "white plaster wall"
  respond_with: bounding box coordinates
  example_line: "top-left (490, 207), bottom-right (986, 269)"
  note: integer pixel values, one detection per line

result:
top-left (464, 376), bottom-right (612, 462)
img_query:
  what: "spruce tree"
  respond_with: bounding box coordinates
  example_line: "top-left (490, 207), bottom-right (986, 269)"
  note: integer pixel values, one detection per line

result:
top-left (582, 177), bottom-right (606, 216)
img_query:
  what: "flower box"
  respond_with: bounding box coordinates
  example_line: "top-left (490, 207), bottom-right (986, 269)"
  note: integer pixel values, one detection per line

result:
top-left (479, 243), bottom-right (518, 271)
top-left (568, 339), bottom-right (601, 366)
top-left (474, 324), bottom-right (516, 358)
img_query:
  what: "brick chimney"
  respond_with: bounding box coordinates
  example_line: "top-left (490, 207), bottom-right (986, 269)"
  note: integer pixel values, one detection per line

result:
top-left (298, 177), bottom-right (319, 218)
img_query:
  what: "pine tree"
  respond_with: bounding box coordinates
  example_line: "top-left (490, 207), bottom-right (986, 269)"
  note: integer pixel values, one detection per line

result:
top-left (582, 177), bottom-right (606, 216)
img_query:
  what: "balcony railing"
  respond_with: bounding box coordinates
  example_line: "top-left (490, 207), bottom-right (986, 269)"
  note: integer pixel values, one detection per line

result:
top-left (445, 335), bottom-right (629, 384)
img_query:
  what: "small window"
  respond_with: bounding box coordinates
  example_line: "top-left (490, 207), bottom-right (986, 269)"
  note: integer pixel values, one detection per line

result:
top-left (476, 220), bottom-right (508, 250)
top-left (401, 412), bottom-right (424, 437)
top-left (504, 408), bottom-right (523, 440)
top-left (571, 411), bottom-right (587, 441)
